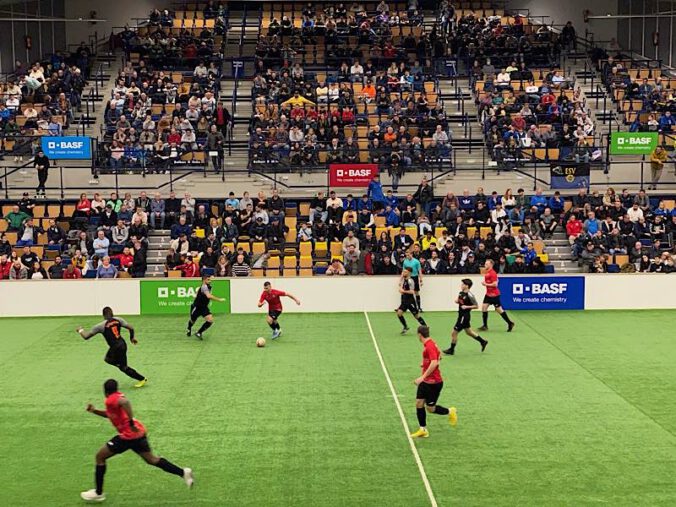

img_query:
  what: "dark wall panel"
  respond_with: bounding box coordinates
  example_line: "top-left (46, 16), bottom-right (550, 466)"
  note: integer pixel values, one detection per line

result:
top-left (0, 21), bottom-right (14, 73)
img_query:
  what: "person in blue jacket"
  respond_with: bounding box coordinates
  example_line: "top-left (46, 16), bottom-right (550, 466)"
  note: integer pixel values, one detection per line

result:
top-left (367, 174), bottom-right (386, 209)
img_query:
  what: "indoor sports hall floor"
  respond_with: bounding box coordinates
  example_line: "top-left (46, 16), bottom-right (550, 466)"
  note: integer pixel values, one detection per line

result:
top-left (2, 310), bottom-right (676, 506)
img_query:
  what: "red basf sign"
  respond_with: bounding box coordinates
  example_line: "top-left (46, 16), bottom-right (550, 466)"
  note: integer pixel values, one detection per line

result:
top-left (329, 164), bottom-right (379, 187)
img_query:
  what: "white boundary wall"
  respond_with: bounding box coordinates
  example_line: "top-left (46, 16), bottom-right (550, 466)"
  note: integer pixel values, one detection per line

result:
top-left (1, 275), bottom-right (675, 318)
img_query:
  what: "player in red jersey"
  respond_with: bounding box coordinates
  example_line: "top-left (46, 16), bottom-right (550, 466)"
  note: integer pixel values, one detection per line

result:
top-left (80, 379), bottom-right (194, 503)
top-left (410, 326), bottom-right (457, 439)
top-left (479, 258), bottom-right (515, 332)
top-left (258, 281), bottom-right (301, 339)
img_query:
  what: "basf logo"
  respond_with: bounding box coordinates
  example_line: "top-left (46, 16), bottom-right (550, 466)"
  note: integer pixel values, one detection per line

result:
top-left (41, 136), bottom-right (92, 160)
top-left (499, 277), bottom-right (585, 310)
top-left (329, 163), bottom-right (378, 187)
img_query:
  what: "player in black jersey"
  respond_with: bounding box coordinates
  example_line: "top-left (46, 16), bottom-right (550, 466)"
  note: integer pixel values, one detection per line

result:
top-left (186, 275), bottom-right (225, 340)
top-left (395, 267), bottom-right (427, 334)
top-left (443, 279), bottom-right (487, 355)
top-left (76, 307), bottom-right (148, 388)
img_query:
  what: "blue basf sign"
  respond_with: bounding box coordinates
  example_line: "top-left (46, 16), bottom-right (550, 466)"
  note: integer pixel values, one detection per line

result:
top-left (41, 136), bottom-right (92, 160)
top-left (498, 276), bottom-right (585, 310)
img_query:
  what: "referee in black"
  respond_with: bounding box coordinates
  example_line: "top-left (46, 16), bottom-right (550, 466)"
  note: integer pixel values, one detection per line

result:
top-left (76, 306), bottom-right (148, 388)
top-left (443, 279), bottom-right (488, 355)
top-left (34, 149), bottom-right (50, 197)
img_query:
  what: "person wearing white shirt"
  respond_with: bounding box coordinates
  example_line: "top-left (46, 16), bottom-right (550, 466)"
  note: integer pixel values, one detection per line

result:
top-left (627, 204), bottom-right (644, 223)
top-left (350, 62), bottom-right (364, 82)
top-left (496, 70), bottom-right (511, 89)
top-left (491, 203), bottom-right (507, 224)
top-left (432, 125), bottom-right (449, 145)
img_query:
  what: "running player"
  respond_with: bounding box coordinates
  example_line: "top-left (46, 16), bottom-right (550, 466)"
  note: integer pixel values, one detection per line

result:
top-left (80, 378), bottom-right (194, 502)
top-left (443, 278), bottom-right (488, 355)
top-left (186, 274), bottom-right (226, 339)
top-left (76, 307), bottom-right (148, 388)
top-left (410, 326), bottom-right (457, 439)
top-left (396, 267), bottom-right (427, 334)
top-left (402, 249), bottom-right (423, 311)
top-left (258, 281), bottom-right (301, 339)
top-left (479, 258), bottom-right (515, 332)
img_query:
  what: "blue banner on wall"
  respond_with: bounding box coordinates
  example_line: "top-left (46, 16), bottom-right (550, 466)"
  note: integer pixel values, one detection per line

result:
top-left (498, 276), bottom-right (585, 310)
top-left (41, 136), bottom-right (92, 160)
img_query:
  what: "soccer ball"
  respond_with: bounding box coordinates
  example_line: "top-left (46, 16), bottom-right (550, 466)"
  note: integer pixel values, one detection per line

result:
top-left (256, 337), bottom-right (266, 348)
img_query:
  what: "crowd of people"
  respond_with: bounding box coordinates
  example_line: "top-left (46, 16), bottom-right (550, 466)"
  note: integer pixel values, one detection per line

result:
top-left (1, 190), bottom-right (149, 280)
top-left (249, 2), bottom-right (453, 176)
top-left (0, 50), bottom-right (91, 159)
top-left (100, 52), bottom-right (231, 172)
top-left (2, 182), bottom-right (675, 280)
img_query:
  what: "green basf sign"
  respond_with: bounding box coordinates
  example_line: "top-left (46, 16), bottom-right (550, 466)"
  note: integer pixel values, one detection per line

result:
top-left (140, 279), bottom-right (230, 315)
top-left (610, 132), bottom-right (658, 155)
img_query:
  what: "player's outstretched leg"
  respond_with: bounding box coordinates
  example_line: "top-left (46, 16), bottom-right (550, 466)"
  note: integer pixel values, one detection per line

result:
top-left (497, 308), bottom-right (515, 331)
top-left (479, 304), bottom-right (489, 331)
top-left (186, 318), bottom-right (195, 337)
top-left (467, 329), bottom-right (488, 351)
top-left (413, 312), bottom-right (427, 327)
top-left (396, 309), bottom-right (409, 334)
top-left (140, 452), bottom-right (194, 488)
top-left (443, 330), bottom-right (460, 355)
top-left (410, 399), bottom-right (429, 438)
top-left (427, 403), bottom-right (457, 427)
top-left (195, 315), bottom-right (214, 340)
top-left (81, 444), bottom-right (114, 502)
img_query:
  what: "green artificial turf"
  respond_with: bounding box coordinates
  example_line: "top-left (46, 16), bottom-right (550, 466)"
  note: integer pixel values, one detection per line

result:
top-left (1, 310), bottom-right (676, 506)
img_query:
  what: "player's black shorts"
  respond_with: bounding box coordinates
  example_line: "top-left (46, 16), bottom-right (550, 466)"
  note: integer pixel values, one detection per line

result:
top-left (398, 298), bottom-right (420, 314)
top-left (454, 313), bottom-right (471, 332)
top-left (104, 345), bottom-right (128, 368)
top-left (416, 381), bottom-right (444, 406)
top-left (107, 435), bottom-right (151, 455)
top-left (190, 304), bottom-right (212, 321)
top-left (483, 295), bottom-right (502, 308)
top-left (411, 276), bottom-right (421, 292)
top-left (268, 310), bottom-right (282, 320)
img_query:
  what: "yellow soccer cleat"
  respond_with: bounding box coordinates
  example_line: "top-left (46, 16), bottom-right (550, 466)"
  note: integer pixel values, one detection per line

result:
top-left (134, 378), bottom-right (148, 388)
top-left (449, 407), bottom-right (458, 427)
top-left (410, 428), bottom-right (429, 439)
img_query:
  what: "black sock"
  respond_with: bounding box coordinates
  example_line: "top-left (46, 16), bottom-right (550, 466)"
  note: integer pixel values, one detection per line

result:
top-left (268, 321), bottom-right (276, 329)
top-left (398, 315), bottom-right (408, 328)
top-left (482, 311), bottom-right (488, 327)
top-left (434, 405), bottom-right (450, 415)
top-left (187, 320), bottom-right (194, 330)
top-left (121, 366), bottom-right (145, 381)
top-left (416, 407), bottom-right (427, 427)
top-left (197, 321), bottom-right (213, 334)
top-left (500, 312), bottom-right (513, 325)
top-left (450, 342), bottom-right (456, 352)
top-left (416, 316), bottom-right (427, 326)
top-left (154, 457), bottom-right (184, 477)
top-left (95, 464), bottom-right (106, 495)
top-left (272, 321), bottom-right (280, 330)
top-left (471, 334), bottom-right (485, 343)
top-left (416, 295), bottom-right (422, 309)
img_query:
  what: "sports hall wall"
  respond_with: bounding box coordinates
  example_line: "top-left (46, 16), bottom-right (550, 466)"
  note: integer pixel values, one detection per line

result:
top-left (1, 275), bottom-right (675, 317)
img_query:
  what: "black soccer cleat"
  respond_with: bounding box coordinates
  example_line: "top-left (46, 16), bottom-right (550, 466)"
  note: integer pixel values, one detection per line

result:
top-left (442, 347), bottom-right (455, 356)
top-left (400, 327), bottom-right (410, 335)
top-left (507, 322), bottom-right (515, 332)
top-left (480, 340), bottom-right (488, 352)
top-left (478, 325), bottom-right (488, 331)
top-left (195, 332), bottom-right (203, 340)
top-left (186, 328), bottom-right (192, 337)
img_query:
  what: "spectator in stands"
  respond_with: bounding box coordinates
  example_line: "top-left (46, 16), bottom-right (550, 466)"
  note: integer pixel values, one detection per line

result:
top-left (149, 193), bottom-right (166, 229)
top-left (93, 230), bottom-right (110, 258)
top-left (9, 258), bottom-right (28, 279)
top-left (649, 146), bottom-right (668, 190)
top-left (4, 205), bottom-right (30, 232)
top-left (326, 259), bottom-right (347, 276)
top-left (96, 256), bottom-right (118, 279)
top-left (46, 219), bottom-right (66, 250)
top-left (231, 254), bottom-right (252, 277)
top-left (344, 243), bottom-right (361, 275)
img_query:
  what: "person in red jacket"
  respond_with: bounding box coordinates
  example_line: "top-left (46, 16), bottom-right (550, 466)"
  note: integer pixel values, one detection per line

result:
top-left (566, 214), bottom-right (583, 245)
top-left (114, 247), bottom-right (134, 272)
top-left (63, 264), bottom-right (83, 279)
top-left (176, 256), bottom-right (200, 277)
top-left (0, 254), bottom-right (12, 279)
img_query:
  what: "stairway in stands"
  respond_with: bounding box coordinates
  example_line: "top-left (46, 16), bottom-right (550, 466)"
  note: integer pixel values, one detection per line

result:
top-left (146, 229), bottom-right (171, 277)
top-left (542, 230), bottom-right (582, 273)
